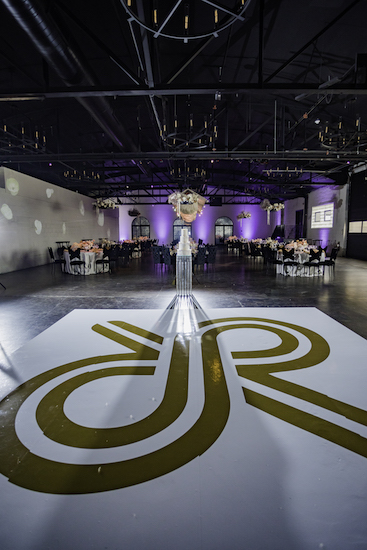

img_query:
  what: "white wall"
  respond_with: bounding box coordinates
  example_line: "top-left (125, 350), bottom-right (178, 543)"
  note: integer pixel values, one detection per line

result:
top-left (285, 185), bottom-right (349, 254)
top-left (307, 185), bottom-right (349, 253)
top-left (0, 167), bottom-right (119, 274)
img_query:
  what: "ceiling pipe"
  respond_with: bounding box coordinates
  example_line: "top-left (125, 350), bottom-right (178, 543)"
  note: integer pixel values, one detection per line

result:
top-left (1, 0), bottom-right (141, 156)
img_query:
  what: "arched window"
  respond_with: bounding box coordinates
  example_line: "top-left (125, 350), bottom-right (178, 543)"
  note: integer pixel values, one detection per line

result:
top-left (132, 216), bottom-right (150, 239)
top-left (173, 218), bottom-right (192, 243)
top-left (215, 216), bottom-right (233, 244)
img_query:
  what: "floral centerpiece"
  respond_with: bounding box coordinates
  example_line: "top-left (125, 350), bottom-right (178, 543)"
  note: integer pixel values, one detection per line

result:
top-left (272, 203), bottom-right (285, 211)
top-left (227, 235), bottom-right (239, 242)
top-left (237, 211), bottom-right (251, 220)
top-left (70, 239), bottom-right (102, 252)
top-left (93, 198), bottom-right (117, 209)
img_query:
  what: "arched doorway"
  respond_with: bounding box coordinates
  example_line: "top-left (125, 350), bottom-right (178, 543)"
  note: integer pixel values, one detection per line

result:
top-left (132, 216), bottom-right (150, 239)
top-left (215, 216), bottom-right (233, 244)
top-left (173, 219), bottom-right (192, 243)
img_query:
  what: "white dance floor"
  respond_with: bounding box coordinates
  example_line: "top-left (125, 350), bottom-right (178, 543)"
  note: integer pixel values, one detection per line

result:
top-left (0, 307), bottom-right (366, 550)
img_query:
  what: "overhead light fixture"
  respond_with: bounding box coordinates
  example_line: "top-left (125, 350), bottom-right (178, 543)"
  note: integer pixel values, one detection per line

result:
top-left (168, 189), bottom-right (206, 222)
top-left (0, 95), bottom-right (45, 102)
top-left (120, 0), bottom-right (251, 41)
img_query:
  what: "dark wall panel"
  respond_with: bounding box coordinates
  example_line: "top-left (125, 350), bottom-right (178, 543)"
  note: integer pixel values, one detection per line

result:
top-left (347, 171), bottom-right (367, 261)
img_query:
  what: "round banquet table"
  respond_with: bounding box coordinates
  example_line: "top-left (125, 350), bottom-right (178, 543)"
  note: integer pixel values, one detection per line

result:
top-left (64, 251), bottom-right (105, 275)
top-left (276, 250), bottom-right (326, 277)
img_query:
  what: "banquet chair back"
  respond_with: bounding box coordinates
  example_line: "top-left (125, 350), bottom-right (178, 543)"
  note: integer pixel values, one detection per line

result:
top-left (302, 248), bottom-right (321, 276)
top-left (48, 246), bottom-right (66, 273)
top-left (261, 245), bottom-right (273, 266)
top-left (162, 247), bottom-right (173, 270)
top-left (282, 248), bottom-right (295, 260)
top-left (96, 251), bottom-right (111, 273)
top-left (107, 247), bottom-right (119, 270)
top-left (282, 248), bottom-right (299, 275)
top-left (118, 245), bottom-right (130, 267)
top-left (250, 242), bottom-right (262, 259)
top-left (194, 247), bottom-right (206, 270)
top-left (206, 246), bottom-right (217, 268)
top-left (69, 248), bottom-right (85, 275)
top-left (319, 247), bottom-right (339, 275)
top-left (152, 246), bottom-right (163, 266)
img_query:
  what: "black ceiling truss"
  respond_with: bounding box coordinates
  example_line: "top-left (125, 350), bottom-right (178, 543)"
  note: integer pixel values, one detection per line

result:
top-left (0, 0), bottom-right (366, 204)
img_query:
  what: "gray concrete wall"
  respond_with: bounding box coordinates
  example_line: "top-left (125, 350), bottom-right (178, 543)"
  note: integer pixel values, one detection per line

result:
top-left (0, 167), bottom-right (119, 274)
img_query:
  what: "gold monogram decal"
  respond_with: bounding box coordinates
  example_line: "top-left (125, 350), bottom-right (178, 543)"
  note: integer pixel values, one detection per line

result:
top-left (0, 317), bottom-right (366, 494)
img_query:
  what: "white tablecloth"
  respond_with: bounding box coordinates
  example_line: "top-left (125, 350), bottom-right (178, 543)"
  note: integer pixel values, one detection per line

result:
top-left (64, 251), bottom-right (105, 275)
top-left (276, 250), bottom-right (326, 277)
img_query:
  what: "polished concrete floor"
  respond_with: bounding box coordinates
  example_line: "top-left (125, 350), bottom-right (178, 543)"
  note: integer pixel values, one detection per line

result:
top-left (1, 248), bottom-right (367, 361)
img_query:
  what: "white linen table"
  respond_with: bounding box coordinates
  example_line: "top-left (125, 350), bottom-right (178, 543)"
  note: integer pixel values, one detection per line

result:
top-left (276, 250), bottom-right (325, 277)
top-left (64, 251), bottom-right (105, 275)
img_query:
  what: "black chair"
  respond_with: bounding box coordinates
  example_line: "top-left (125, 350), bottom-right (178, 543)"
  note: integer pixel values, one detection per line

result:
top-left (96, 252), bottom-right (110, 273)
top-left (48, 246), bottom-right (66, 273)
top-left (152, 246), bottom-right (163, 267)
top-left (205, 245), bottom-right (217, 268)
top-left (162, 247), bottom-right (173, 270)
top-left (69, 248), bottom-right (85, 275)
top-left (319, 247), bottom-right (339, 275)
top-left (118, 244), bottom-right (130, 267)
top-left (282, 249), bottom-right (299, 275)
top-left (107, 247), bottom-right (119, 270)
top-left (262, 246), bottom-right (280, 272)
top-left (193, 247), bottom-right (206, 270)
top-left (302, 249), bottom-right (321, 276)
top-left (249, 242), bottom-right (262, 259)
top-left (261, 245), bottom-right (272, 266)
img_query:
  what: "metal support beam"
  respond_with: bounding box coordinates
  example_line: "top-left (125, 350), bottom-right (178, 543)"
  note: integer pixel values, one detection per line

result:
top-left (264, 0), bottom-right (363, 83)
top-left (232, 115), bottom-right (274, 151)
top-left (1, 150), bottom-right (365, 163)
top-left (3, 83), bottom-right (367, 102)
top-left (258, 0), bottom-right (264, 86)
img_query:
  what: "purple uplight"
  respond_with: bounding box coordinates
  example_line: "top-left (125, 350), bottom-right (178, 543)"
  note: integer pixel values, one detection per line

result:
top-left (319, 228), bottom-right (331, 247)
top-left (150, 206), bottom-right (174, 245)
top-left (195, 210), bottom-right (213, 243)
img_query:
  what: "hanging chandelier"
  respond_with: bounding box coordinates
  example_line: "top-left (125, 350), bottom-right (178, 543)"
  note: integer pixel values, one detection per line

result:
top-left (169, 160), bottom-right (207, 184)
top-left (168, 189), bottom-right (206, 223)
top-left (93, 198), bottom-right (117, 209)
top-left (120, 1), bottom-right (252, 42)
top-left (237, 211), bottom-right (251, 220)
top-left (318, 118), bottom-right (367, 151)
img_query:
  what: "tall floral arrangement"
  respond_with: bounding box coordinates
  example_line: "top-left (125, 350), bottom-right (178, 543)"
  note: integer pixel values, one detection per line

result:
top-left (260, 199), bottom-right (284, 224)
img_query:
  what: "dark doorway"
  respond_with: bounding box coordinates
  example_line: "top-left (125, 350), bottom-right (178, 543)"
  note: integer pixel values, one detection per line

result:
top-left (295, 210), bottom-right (304, 239)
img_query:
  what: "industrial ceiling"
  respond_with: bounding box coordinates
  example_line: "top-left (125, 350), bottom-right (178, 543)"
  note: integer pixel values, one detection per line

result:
top-left (1, 0), bottom-right (367, 205)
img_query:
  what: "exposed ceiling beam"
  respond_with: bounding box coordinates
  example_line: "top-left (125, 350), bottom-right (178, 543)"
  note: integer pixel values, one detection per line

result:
top-left (0, 150), bottom-right (363, 162)
top-left (1, 83), bottom-right (366, 101)
top-left (264, 0), bottom-right (363, 83)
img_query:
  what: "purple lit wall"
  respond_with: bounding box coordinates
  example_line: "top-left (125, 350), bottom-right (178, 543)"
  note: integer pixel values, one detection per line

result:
top-left (119, 204), bottom-right (177, 244)
top-left (193, 204), bottom-right (279, 243)
top-left (119, 202), bottom-right (279, 244)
